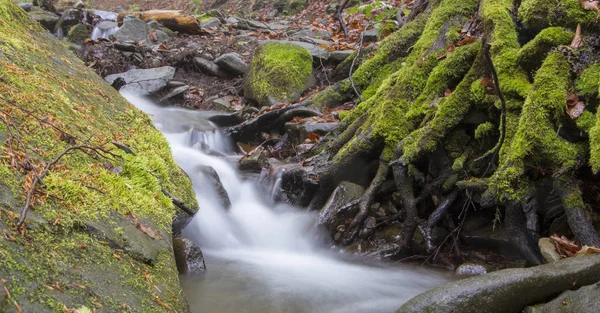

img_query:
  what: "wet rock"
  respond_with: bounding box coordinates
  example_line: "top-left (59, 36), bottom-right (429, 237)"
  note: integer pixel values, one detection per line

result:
top-left (455, 263), bottom-right (488, 276)
top-left (54, 8), bottom-right (84, 35)
top-left (225, 16), bottom-right (239, 24)
top-left (538, 237), bottom-right (561, 263)
top-left (396, 254), bottom-right (600, 313)
top-left (91, 20), bottom-right (118, 40)
top-left (28, 6), bottom-right (60, 31)
top-left (104, 66), bottom-right (176, 95)
top-left (173, 237), bottom-right (206, 274)
top-left (201, 17), bottom-right (221, 28)
top-left (208, 112), bottom-right (243, 127)
top-left (193, 56), bottom-right (228, 78)
top-left (209, 95), bottom-right (241, 112)
top-left (524, 282), bottom-right (600, 313)
top-left (113, 15), bottom-right (150, 44)
top-left (244, 42), bottom-right (315, 106)
top-left (259, 39), bottom-right (330, 63)
top-left (359, 216), bottom-right (377, 239)
top-left (66, 23), bottom-right (89, 45)
top-left (159, 85), bottom-right (189, 103)
top-left (318, 181), bottom-right (365, 239)
top-left (285, 121), bottom-right (337, 146)
top-left (197, 165), bottom-right (231, 209)
top-left (238, 146), bottom-right (269, 173)
top-left (215, 52), bottom-right (248, 76)
top-left (172, 211), bottom-right (193, 237)
top-left (18, 3), bottom-right (34, 12)
top-left (329, 50), bottom-right (354, 64)
top-left (273, 164), bottom-right (319, 207)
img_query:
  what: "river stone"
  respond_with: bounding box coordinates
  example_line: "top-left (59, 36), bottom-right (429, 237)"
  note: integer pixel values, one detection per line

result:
top-left (215, 52), bottom-right (248, 76)
top-left (275, 164), bottom-right (319, 207)
top-left (159, 85), bottom-right (189, 103)
top-left (173, 237), bottom-right (206, 274)
top-left (197, 165), bottom-right (231, 210)
top-left (539, 237), bottom-right (561, 263)
top-left (201, 17), bottom-right (222, 28)
top-left (28, 6), bottom-right (60, 31)
top-left (193, 56), bottom-right (229, 78)
top-left (104, 66), bottom-right (176, 95)
top-left (113, 15), bottom-right (150, 44)
top-left (318, 181), bottom-right (365, 240)
top-left (455, 263), bottom-right (488, 276)
top-left (54, 8), bottom-right (84, 34)
top-left (523, 282), bottom-right (600, 313)
top-left (238, 146), bottom-right (269, 173)
top-left (396, 254), bottom-right (600, 313)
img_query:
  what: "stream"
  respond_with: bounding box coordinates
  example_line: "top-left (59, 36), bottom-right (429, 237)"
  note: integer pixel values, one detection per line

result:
top-left (123, 92), bottom-right (454, 313)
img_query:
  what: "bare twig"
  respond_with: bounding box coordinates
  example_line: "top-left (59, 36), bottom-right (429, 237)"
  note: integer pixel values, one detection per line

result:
top-left (336, 0), bottom-right (351, 38)
top-left (349, 24), bottom-right (371, 102)
top-left (161, 188), bottom-right (197, 216)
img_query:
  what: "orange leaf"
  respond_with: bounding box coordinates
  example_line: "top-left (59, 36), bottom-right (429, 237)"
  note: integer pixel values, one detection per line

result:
top-left (566, 101), bottom-right (586, 119)
top-left (579, 0), bottom-right (599, 10)
top-left (571, 24), bottom-right (583, 48)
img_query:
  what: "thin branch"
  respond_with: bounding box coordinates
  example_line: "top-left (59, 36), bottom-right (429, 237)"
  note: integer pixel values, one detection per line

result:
top-left (336, 0), bottom-right (351, 38)
top-left (161, 188), bottom-right (197, 216)
top-left (349, 24), bottom-right (371, 102)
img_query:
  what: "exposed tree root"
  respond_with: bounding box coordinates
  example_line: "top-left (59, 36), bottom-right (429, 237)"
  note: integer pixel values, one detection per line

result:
top-left (554, 176), bottom-right (600, 247)
top-left (421, 189), bottom-right (459, 252)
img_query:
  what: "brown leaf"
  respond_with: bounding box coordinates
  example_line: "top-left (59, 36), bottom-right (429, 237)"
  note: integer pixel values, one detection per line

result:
top-left (566, 93), bottom-right (579, 107)
top-left (307, 132), bottom-right (321, 143)
top-left (550, 234), bottom-right (581, 258)
top-left (444, 89), bottom-right (452, 97)
top-left (579, 0), bottom-right (599, 11)
top-left (149, 31), bottom-right (158, 42)
top-left (125, 213), bottom-right (164, 240)
top-left (566, 101), bottom-right (586, 119)
top-left (571, 24), bottom-right (583, 49)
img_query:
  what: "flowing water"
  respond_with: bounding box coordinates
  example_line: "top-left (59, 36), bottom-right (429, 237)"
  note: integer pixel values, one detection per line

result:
top-left (122, 92), bottom-right (454, 313)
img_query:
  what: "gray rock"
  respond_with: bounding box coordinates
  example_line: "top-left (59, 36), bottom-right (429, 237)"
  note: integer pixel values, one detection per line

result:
top-left (237, 18), bottom-right (287, 31)
top-left (215, 52), bottom-right (248, 76)
top-left (54, 8), bottom-right (84, 34)
top-left (225, 16), bottom-right (239, 24)
top-left (201, 17), bottom-right (222, 28)
top-left (524, 282), bottom-right (600, 313)
top-left (18, 3), bottom-right (34, 12)
top-left (329, 50), bottom-right (354, 64)
top-left (104, 66), bottom-right (176, 95)
top-left (258, 39), bottom-right (330, 63)
top-left (167, 80), bottom-right (186, 87)
top-left (193, 56), bottom-right (228, 77)
top-left (28, 7), bottom-right (60, 31)
top-left (298, 37), bottom-right (331, 47)
top-left (455, 263), bottom-right (488, 276)
top-left (539, 237), bottom-right (561, 263)
top-left (318, 181), bottom-right (365, 240)
top-left (173, 237), bottom-right (206, 274)
top-left (209, 95), bottom-right (240, 112)
top-left (159, 85), bottom-right (189, 103)
top-left (208, 112), bottom-right (243, 127)
top-left (363, 28), bottom-right (379, 43)
top-left (289, 28), bottom-right (332, 40)
top-left (396, 254), bottom-right (600, 313)
top-left (197, 165), bottom-right (231, 209)
top-left (285, 122), bottom-right (337, 145)
top-left (113, 15), bottom-right (150, 44)
top-left (238, 146), bottom-right (269, 173)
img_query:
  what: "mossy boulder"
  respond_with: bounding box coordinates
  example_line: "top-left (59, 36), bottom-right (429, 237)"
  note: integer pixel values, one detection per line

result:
top-left (66, 23), bottom-right (89, 45)
top-left (0, 1), bottom-right (197, 312)
top-left (243, 42), bottom-right (315, 106)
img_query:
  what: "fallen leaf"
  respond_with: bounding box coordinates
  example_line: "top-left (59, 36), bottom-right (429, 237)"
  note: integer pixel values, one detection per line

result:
top-left (579, 0), bottom-right (599, 11)
top-left (566, 93), bottom-right (579, 107)
top-left (566, 101), bottom-right (586, 119)
top-left (571, 24), bottom-right (583, 49)
top-left (444, 89), bottom-right (452, 97)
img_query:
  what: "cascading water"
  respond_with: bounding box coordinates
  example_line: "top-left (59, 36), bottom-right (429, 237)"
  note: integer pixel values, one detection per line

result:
top-left (122, 92), bottom-right (453, 313)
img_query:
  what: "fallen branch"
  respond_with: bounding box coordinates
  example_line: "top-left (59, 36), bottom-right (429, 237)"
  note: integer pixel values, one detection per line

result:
top-left (161, 188), bottom-right (197, 216)
top-left (349, 24), bottom-right (371, 102)
top-left (336, 0), bottom-right (350, 38)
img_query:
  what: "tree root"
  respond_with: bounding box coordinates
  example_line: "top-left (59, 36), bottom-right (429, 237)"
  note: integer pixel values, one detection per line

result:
top-left (392, 158), bottom-right (419, 251)
top-left (554, 176), bottom-right (600, 247)
top-left (421, 189), bottom-right (459, 253)
top-left (505, 201), bottom-right (544, 266)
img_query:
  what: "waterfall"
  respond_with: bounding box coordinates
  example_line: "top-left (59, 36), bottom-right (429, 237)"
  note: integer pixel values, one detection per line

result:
top-left (122, 91), bottom-right (452, 313)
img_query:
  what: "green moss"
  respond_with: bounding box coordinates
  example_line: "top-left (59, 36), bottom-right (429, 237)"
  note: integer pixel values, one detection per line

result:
top-left (490, 52), bottom-right (577, 201)
top-left (475, 121), bottom-right (495, 140)
top-left (244, 42), bottom-right (314, 106)
top-left (576, 62), bottom-right (600, 97)
top-left (518, 0), bottom-right (597, 32)
top-left (518, 27), bottom-right (573, 72)
top-left (0, 0), bottom-right (195, 311)
top-left (576, 111), bottom-right (595, 133)
top-left (66, 24), bottom-right (89, 45)
top-left (470, 79), bottom-right (487, 104)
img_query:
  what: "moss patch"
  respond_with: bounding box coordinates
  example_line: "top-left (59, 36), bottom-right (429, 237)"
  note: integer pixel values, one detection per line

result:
top-left (0, 0), bottom-right (196, 311)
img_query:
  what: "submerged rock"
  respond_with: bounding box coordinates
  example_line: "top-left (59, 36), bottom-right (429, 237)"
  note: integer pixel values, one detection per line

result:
top-left (173, 237), bottom-right (206, 274)
top-left (396, 254), bottom-right (600, 313)
top-left (104, 66), bottom-right (176, 95)
top-left (244, 42), bottom-right (315, 106)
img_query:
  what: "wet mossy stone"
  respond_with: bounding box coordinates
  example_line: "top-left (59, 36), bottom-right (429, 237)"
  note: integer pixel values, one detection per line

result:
top-left (244, 42), bottom-right (315, 106)
top-left (66, 23), bottom-right (89, 45)
top-left (0, 1), bottom-right (197, 311)
top-left (396, 254), bottom-right (600, 313)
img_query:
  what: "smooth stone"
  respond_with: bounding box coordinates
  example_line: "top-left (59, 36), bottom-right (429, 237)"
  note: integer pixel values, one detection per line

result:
top-left (329, 50), bottom-right (354, 64)
top-left (197, 165), bottom-right (231, 209)
top-left (159, 85), bottom-right (189, 103)
top-left (524, 282), bottom-right (600, 313)
top-left (113, 15), bottom-right (149, 44)
top-left (201, 17), bottom-right (222, 28)
top-left (363, 28), bottom-right (379, 43)
top-left (455, 263), bottom-right (488, 276)
top-left (539, 237), bottom-right (561, 263)
top-left (193, 56), bottom-right (228, 78)
top-left (237, 18), bottom-right (287, 31)
top-left (104, 66), bottom-right (176, 95)
top-left (173, 237), bottom-right (206, 274)
top-left (214, 52), bottom-right (248, 76)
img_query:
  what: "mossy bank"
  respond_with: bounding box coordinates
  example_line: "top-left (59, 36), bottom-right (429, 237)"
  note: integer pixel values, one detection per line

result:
top-left (0, 1), bottom-right (198, 312)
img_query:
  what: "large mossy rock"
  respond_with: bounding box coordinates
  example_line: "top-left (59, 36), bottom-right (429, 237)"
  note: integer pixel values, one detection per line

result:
top-left (0, 1), bottom-right (198, 312)
top-left (243, 42), bottom-right (314, 106)
top-left (396, 254), bottom-right (600, 313)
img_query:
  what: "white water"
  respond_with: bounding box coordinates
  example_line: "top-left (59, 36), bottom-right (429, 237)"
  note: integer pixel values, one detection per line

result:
top-left (122, 92), bottom-right (453, 313)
